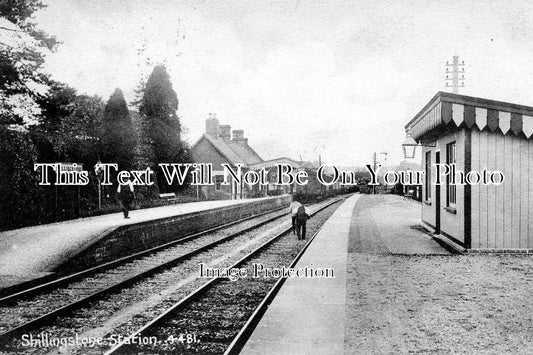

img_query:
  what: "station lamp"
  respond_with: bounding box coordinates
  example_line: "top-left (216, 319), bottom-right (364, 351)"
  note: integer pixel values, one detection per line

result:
top-left (402, 132), bottom-right (418, 159)
top-left (402, 131), bottom-right (436, 159)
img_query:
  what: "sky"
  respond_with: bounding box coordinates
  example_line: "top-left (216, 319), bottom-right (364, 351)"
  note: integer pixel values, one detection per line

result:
top-left (33, 0), bottom-right (533, 166)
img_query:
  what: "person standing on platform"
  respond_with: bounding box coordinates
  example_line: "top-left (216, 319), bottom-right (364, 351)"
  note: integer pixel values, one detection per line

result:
top-left (290, 200), bottom-right (302, 234)
top-left (295, 204), bottom-right (309, 240)
top-left (117, 177), bottom-right (135, 219)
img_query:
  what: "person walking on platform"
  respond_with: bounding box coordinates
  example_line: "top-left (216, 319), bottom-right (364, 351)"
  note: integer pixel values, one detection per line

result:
top-left (290, 200), bottom-right (302, 234)
top-left (295, 204), bottom-right (309, 240)
top-left (117, 177), bottom-right (135, 219)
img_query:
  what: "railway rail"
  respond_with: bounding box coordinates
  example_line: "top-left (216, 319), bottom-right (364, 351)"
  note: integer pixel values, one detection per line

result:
top-left (0, 206), bottom-right (287, 301)
top-left (105, 198), bottom-right (342, 355)
top-left (0, 197), bottom-right (343, 354)
top-left (0, 207), bottom-right (291, 347)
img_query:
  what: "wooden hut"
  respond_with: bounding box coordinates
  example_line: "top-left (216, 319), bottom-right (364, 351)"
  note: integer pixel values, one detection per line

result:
top-left (405, 92), bottom-right (533, 252)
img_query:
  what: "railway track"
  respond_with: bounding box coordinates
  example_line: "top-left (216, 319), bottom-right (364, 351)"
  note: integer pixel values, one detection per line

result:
top-left (0, 207), bottom-right (291, 349)
top-left (0, 198), bottom-right (343, 354)
top-left (0, 198), bottom-right (342, 354)
top-left (105, 198), bottom-right (342, 355)
top-left (0, 207), bottom-right (286, 302)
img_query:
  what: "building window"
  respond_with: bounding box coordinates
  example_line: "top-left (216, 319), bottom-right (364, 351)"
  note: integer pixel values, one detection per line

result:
top-left (446, 142), bottom-right (456, 207)
top-left (215, 175), bottom-right (224, 190)
top-left (425, 151), bottom-right (431, 201)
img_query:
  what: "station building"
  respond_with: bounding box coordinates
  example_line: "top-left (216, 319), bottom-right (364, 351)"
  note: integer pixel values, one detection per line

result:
top-left (248, 157), bottom-right (301, 196)
top-left (405, 92), bottom-right (533, 252)
top-left (191, 114), bottom-right (264, 199)
top-left (191, 114), bottom-right (333, 200)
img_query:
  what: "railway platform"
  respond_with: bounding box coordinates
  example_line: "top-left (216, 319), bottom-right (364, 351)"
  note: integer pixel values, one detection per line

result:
top-left (241, 194), bottom-right (359, 354)
top-left (0, 196), bottom-right (287, 291)
top-left (241, 194), bottom-right (449, 354)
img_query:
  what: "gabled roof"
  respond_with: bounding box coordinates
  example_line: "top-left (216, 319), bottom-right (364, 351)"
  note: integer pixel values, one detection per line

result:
top-left (201, 134), bottom-right (245, 164)
top-left (226, 140), bottom-right (263, 165)
top-left (405, 92), bottom-right (533, 141)
top-left (192, 133), bottom-right (263, 167)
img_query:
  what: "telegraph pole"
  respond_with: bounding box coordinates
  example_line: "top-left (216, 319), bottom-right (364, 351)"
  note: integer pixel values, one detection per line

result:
top-left (445, 55), bottom-right (465, 94)
top-left (372, 152), bottom-right (378, 195)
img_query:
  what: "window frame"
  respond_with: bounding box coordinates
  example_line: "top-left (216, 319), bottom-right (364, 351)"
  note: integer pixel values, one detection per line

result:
top-left (446, 141), bottom-right (457, 208)
top-left (425, 151), bottom-right (432, 202)
top-left (215, 175), bottom-right (224, 190)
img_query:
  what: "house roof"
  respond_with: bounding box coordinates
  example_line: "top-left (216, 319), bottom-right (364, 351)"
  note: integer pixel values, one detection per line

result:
top-left (201, 134), bottom-right (245, 164)
top-left (405, 92), bottom-right (533, 141)
top-left (226, 140), bottom-right (263, 165)
top-left (194, 133), bottom-right (263, 167)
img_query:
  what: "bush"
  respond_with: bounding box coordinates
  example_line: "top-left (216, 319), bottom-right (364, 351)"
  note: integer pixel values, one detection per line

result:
top-left (0, 128), bottom-right (43, 230)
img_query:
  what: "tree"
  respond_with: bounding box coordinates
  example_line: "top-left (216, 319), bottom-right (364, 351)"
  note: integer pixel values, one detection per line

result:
top-left (0, 1), bottom-right (58, 229)
top-left (101, 88), bottom-right (136, 170)
top-left (49, 95), bottom-right (105, 223)
top-left (140, 65), bottom-right (180, 161)
top-left (139, 65), bottom-right (191, 190)
top-left (29, 81), bottom-right (77, 164)
top-left (37, 80), bottom-right (77, 131)
top-left (1, 0), bottom-right (45, 26)
top-left (0, 0), bottom-right (56, 129)
top-left (0, 126), bottom-right (43, 230)
top-left (130, 76), bottom-right (146, 108)
top-left (57, 95), bottom-right (105, 167)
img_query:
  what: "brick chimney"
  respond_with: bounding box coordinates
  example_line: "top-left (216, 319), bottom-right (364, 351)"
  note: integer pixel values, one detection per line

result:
top-left (232, 130), bottom-right (245, 146)
top-left (219, 125), bottom-right (231, 142)
top-left (206, 113), bottom-right (219, 137)
top-left (244, 138), bottom-right (248, 147)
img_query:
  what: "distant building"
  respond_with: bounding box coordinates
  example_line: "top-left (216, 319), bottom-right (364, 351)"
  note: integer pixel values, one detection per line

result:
top-left (405, 91), bottom-right (533, 252)
top-left (191, 114), bottom-right (264, 199)
top-left (191, 114), bottom-right (338, 200)
top-left (248, 157), bottom-right (300, 196)
top-left (294, 161), bottom-right (322, 194)
top-left (393, 161), bottom-right (422, 200)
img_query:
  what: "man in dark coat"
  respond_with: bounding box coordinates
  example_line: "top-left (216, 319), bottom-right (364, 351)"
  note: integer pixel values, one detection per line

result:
top-left (117, 178), bottom-right (135, 218)
top-left (295, 204), bottom-right (309, 240)
top-left (290, 200), bottom-right (302, 234)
